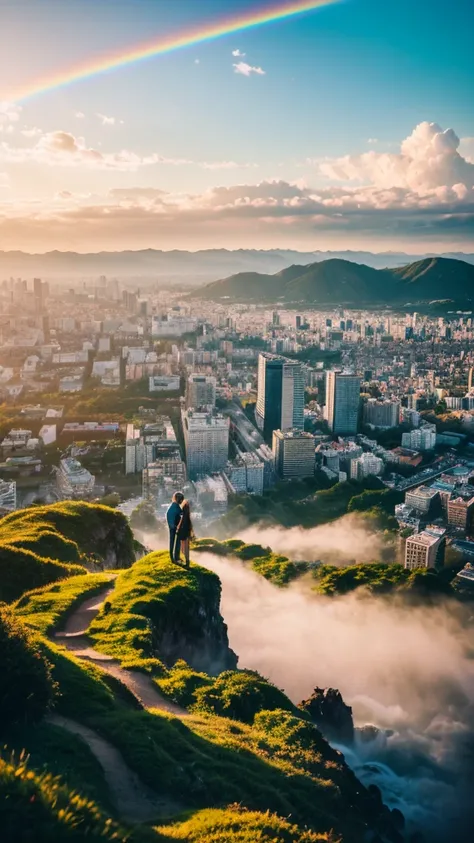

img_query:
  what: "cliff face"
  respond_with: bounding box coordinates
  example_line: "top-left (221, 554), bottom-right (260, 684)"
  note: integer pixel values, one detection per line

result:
top-left (89, 552), bottom-right (237, 674)
top-left (154, 566), bottom-right (238, 673)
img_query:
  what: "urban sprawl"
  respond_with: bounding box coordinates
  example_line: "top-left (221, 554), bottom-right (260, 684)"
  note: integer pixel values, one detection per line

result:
top-left (2, 274), bottom-right (474, 580)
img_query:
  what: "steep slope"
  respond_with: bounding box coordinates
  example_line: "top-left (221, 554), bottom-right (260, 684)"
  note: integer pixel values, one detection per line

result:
top-left (192, 255), bottom-right (474, 304)
top-left (0, 508), bottom-right (404, 843)
top-left (388, 256), bottom-right (474, 300)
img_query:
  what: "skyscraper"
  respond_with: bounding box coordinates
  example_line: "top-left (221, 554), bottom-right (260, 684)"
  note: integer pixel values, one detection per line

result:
top-left (256, 353), bottom-right (304, 441)
top-left (182, 409), bottom-right (229, 479)
top-left (325, 371), bottom-right (361, 436)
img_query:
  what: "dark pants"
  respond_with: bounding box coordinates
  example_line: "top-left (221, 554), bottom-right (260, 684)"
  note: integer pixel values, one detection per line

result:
top-left (169, 528), bottom-right (180, 562)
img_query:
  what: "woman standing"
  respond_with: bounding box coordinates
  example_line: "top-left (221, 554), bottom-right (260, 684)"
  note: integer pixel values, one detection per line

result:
top-left (177, 499), bottom-right (194, 568)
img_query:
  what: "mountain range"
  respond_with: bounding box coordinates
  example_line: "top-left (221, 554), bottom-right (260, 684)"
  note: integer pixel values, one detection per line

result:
top-left (0, 247), bottom-right (473, 283)
top-left (191, 256), bottom-right (474, 305)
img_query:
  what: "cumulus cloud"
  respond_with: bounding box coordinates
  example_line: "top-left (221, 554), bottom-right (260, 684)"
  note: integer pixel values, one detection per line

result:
top-left (0, 121), bottom-right (473, 250)
top-left (320, 121), bottom-right (474, 192)
top-left (97, 113), bottom-right (116, 126)
top-left (21, 127), bottom-right (42, 138)
top-left (0, 101), bottom-right (21, 125)
top-left (233, 61), bottom-right (266, 77)
top-left (0, 130), bottom-right (253, 172)
top-left (75, 111), bottom-right (85, 119)
top-left (232, 48), bottom-right (246, 57)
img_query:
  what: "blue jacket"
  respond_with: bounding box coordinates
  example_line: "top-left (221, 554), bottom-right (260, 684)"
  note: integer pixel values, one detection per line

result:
top-left (166, 501), bottom-right (182, 529)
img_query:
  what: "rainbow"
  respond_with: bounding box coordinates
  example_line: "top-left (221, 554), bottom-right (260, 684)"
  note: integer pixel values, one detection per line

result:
top-left (10, 0), bottom-right (339, 102)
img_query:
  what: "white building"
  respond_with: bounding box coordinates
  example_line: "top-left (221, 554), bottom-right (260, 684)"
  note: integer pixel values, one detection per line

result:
top-left (56, 458), bottom-right (95, 499)
top-left (182, 409), bottom-right (229, 479)
top-left (401, 425), bottom-right (436, 451)
top-left (125, 424), bottom-right (146, 475)
top-left (149, 375), bottom-right (180, 392)
top-left (350, 452), bottom-right (384, 481)
top-left (152, 315), bottom-right (197, 337)
top-left (194, 474), bottom-right (228, 513)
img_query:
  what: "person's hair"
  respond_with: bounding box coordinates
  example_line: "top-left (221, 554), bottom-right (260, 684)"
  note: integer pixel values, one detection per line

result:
top-left (173, 491), bottom-right (184, 504)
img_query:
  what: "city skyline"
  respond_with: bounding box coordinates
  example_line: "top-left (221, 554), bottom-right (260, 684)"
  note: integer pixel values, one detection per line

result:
top-left (0, 0), bottom-right (473, 253)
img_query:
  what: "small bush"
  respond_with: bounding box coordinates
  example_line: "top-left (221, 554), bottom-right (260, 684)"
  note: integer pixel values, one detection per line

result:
top-left (0, 604), bottom-right (57, 733)
top-left (194, 670), bottom-right (297, 723)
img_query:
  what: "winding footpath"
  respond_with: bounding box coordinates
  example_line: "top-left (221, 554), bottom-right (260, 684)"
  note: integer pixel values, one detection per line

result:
top-left (54, 581), bottom-right (186, 716)
top-left (49, 579), bottom-right (186, 823)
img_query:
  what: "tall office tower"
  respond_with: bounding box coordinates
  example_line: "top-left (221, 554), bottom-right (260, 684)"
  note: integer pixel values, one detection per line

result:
top-left (256, 353), bottom-right (304, 441)
top-left (33, 277), bottom-right (43, 312)
top-left (468, 367), bottom-right (474, 392)
top-left (186, 374), bottom-right (217, 410)
top-left (272, 429), bottom-right (315, 479)
top-left (182, 409), bottom-right (229, 479)
top-left (325, 371), bottom-right (361, 436)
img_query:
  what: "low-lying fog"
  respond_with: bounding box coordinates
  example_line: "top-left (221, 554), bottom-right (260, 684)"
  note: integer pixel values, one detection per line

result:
top-left (143, 523), bottom-right (474, 842)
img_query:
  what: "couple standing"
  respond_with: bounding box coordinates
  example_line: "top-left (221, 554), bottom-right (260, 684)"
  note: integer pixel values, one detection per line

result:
top-left (166, 491), bottom-right (193, 568)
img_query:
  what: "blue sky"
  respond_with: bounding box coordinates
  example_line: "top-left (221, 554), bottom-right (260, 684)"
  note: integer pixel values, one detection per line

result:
top-left (0, 0), bottom-right (473, 252)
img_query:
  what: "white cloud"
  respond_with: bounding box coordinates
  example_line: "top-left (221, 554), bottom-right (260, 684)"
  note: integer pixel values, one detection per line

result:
top-left (97, 113), bottom-right (116, 126)
top-left (460, 137), bottom-right (474, 164)
top-left (75, 111), bottom-right (85, 119)
top-left (194, 58), bottom-right (200, 65)
top-left (320, 121), bottom-right (474, 192)
top-left (0, 129), bottom-right (256, 172)
top-left (0, 102), bottom-right (22, 125)
top-left (21, 127), bottom-right (42, 138)
top-left (367, 138), bottom-right (379, 145)
top-left (233, 61), bottom-right (266, 77)
top-left (0, 122), bottom-right (472, 250)
top-left (232, 49), bottom-right (246, 57)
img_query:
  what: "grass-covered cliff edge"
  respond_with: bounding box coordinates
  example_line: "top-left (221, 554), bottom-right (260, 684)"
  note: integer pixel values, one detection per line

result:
top-left (0, 502), bottom-right (405, 843)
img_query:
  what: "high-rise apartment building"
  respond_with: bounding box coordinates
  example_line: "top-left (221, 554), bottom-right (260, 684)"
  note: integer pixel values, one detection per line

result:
top-left (325, 371), bottom-right (361, 436)
top-left (272, 429), bottom-right (315, 479)
top-left (401, 425), bottom-right (436, 451)
top-left (182, 409), bottom-right (229, 479)
top-left (350, 452), bottom-right (384, 481)
top-left (186, 374), bottom-right (217, 410)
top-left (256, 353), bottom-right (304, 441)
top-left (363, 399), bottom-right (400, 429)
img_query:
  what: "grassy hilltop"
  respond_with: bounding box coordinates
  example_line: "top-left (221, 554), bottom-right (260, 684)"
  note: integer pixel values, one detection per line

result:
top-left (0, 502), bottom-right (404, 843)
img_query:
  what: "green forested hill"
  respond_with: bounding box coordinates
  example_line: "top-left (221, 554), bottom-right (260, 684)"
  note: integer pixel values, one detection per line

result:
top-left (191, 255), bottom-right (474, 304)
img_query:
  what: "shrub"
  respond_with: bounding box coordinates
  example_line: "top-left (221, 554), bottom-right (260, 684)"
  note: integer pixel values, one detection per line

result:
top-left (194, 670), bottom-right (297, 723)
top-left (0, 604), bottom-right (56, 733)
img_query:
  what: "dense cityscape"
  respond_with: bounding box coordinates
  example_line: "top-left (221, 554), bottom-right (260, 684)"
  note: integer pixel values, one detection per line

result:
top-left (2, 273), bottom-right (474, 581)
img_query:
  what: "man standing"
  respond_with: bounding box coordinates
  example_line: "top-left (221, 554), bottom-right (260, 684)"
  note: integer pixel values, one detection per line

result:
top-left (166, 491), bottom-right (184, 563)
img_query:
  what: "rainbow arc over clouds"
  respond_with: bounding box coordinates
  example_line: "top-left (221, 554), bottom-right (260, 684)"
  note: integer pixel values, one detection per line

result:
top-left (11, 0), bottom-right (339, 102)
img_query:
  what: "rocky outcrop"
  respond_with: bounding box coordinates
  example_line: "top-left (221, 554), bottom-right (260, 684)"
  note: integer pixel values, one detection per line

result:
top-left (155, 571), bottom-right (238, 674)
top-left (299, 686), bottom-right (355, 745)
